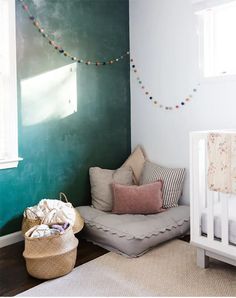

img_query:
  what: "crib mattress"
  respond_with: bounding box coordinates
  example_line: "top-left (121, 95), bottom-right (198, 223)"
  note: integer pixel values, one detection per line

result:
top-left (201, 198), bottom-right (236, 245)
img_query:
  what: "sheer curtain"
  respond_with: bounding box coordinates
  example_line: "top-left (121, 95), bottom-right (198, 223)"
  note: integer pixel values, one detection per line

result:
top-left (0, 0), bottom-right (19, 168)
top-left (0, 0), bottom-right (9, 160)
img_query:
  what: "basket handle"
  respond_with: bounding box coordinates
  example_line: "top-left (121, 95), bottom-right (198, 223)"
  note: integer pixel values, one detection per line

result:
top-left (59, 192), bottom-right (69, 203)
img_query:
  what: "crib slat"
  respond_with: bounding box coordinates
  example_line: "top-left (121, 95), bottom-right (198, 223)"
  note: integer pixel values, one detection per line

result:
top-left (221, 195), bottom-right (229, 245)
top-left (204, 137), bottom-right (208, 210)
top-left (204, 135), bottom-right (214, 241)
top-left (198, 138), bottom-right (206, 237)
top-left (193, 136), bottom-right (201, 237)
top-left (206, 190), bottom-right (214, 240)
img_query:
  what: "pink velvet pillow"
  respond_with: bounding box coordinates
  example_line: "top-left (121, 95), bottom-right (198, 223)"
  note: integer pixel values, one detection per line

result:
top-left (112, 181), bottom-right (165, 214)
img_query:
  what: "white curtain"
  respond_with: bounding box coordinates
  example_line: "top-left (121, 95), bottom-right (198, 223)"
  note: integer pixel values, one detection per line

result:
top-left (0, 0), bottom-right (10, 159)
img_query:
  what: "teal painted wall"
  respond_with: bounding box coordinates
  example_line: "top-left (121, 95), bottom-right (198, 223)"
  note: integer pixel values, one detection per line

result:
top-left (0, 0), bottom-right (130, 236)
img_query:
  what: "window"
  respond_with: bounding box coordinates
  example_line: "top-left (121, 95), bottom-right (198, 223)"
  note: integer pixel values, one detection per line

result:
top-left (0, 0), bottom-right (22, 169)
top-left (196, 0), bottom-right (236, 78)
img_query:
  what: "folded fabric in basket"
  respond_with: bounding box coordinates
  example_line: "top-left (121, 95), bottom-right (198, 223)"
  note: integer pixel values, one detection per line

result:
top-left (24, 199), bottom-right (76, 226)
top-left (30, 223), bottom-right (70, 238)
top-left (208, 133), bottom-right (236, 194)
top-left (30, 224), bottom-right (59, 238)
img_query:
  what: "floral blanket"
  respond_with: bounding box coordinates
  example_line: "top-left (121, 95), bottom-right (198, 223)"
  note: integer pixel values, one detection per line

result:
top-left (208, 133), bottom-right (236, 194)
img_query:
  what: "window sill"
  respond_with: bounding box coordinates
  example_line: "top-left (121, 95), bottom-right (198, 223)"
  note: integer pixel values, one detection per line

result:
top-left (200, 73), bottom-right (236, 84)
top-left (0, 157), bottom-right (23, 170)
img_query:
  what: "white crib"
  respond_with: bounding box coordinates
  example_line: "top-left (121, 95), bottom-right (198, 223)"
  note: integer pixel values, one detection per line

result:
top-left (190, 130), bottom-right (236, 268)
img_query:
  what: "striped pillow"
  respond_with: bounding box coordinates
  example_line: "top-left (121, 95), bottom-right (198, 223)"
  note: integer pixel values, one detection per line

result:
top-left (140, 161), bottom-right (185, 208)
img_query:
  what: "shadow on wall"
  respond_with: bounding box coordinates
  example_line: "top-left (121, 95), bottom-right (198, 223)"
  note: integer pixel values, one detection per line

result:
top-left (21, 63), bottom-right (78, 126)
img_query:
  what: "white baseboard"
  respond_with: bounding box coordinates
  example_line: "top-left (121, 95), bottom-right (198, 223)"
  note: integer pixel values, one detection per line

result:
top-left (0, 231), bottom-right (23, 248)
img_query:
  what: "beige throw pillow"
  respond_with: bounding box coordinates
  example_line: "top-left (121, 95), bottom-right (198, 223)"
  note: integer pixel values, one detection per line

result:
top-left (89, 167), bottom-right (133, 212)
top-left (122, 146), bottom-right (146, 185)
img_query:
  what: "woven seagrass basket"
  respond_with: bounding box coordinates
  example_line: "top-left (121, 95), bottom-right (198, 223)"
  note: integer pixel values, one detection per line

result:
top-left (22, 214), bottom-right (41, 235)
top-left (23, 225), bottom-right (78, 280)
top-left (22, 192), bottom-right (84, 235)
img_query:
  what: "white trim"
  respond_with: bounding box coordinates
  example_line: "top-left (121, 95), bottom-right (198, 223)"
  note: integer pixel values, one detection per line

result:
top-left (0, 157), bottom-right (23, 170)
top-left (0, 231), bottom-right (23, 248)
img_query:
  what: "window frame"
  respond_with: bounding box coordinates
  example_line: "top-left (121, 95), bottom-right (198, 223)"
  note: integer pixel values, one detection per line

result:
top-left (0, 0), bottom-right (22, 170)
top-left (195, 0), bottom-right (236, 81)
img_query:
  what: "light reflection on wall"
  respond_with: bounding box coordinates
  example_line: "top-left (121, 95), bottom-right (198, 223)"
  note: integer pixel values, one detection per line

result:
top-left (21, 63), bottom-right (77, 126)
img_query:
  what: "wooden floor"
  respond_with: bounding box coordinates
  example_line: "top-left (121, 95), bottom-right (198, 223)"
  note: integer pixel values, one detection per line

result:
top-left (0, 238), bottom-right (107, 297)
top-left (0, 235), bottom-right (190, 297)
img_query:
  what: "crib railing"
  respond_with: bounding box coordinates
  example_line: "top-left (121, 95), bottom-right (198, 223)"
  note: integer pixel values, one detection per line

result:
top-left (190, 131), bottom-right (236, 261)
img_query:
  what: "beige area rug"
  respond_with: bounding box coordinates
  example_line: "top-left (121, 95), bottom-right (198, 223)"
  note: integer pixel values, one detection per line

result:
top-left (17, 240), bottom-right (236, 297)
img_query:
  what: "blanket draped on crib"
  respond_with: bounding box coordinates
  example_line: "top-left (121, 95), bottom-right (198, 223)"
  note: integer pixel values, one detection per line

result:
top-left (208, 133), bottom-right (236, 194)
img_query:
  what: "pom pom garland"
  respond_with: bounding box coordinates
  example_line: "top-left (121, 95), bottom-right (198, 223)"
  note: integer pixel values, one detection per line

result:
top-left (130, 58), bottom-right (200, 111)
top-left (19, 0), bottom-right (129, 66)
top-left (19, 0), bottom-right (199, 111)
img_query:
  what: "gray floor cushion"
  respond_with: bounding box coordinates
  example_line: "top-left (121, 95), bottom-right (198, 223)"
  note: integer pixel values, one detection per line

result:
top-left (76, 205), bottom-right (190, 257)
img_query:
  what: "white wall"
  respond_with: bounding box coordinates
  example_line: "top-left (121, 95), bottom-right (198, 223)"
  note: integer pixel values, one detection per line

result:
top-left (130, 0), bottom-right (236, 204)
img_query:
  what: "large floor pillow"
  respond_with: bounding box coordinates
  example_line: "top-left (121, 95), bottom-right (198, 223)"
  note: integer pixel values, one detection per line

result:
top-left (76, 205), bottom-right (190, 257)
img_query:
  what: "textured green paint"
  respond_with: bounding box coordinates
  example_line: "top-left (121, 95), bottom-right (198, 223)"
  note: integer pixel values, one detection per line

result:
top-left (0, 0), bottom-right (130, 236)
